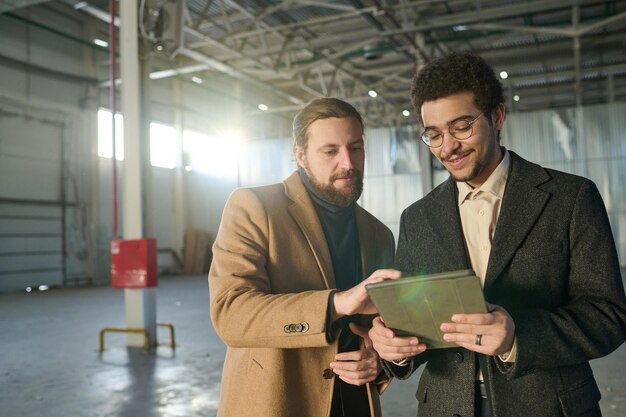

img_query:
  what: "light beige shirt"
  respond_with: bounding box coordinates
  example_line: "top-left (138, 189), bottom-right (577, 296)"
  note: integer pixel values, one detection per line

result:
top-left (457, 149), bottom-right (517, 366)
top-left (457, 151), bottom-right (510, 284)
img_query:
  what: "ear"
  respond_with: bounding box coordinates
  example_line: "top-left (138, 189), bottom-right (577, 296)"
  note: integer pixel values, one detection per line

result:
top-left (294, 145), bottom-right (306, 169)
top-left (492, 103), bottom-right (506, 129)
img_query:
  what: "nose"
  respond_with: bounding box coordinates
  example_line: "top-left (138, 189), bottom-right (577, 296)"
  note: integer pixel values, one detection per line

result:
top-left (440, 130), bottom-right (461, 153)
top-left (338, 147), bottom-right (354, 170)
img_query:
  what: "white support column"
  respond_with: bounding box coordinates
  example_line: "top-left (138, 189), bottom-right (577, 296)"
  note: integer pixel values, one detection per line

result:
top-left (120, 0), bottom-right (157, 347)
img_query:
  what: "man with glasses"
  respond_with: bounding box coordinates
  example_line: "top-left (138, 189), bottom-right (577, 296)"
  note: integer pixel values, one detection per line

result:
top-left (369, 52), bottom-right (626, 417)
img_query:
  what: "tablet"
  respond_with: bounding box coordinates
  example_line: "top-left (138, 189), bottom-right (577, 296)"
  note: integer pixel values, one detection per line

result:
top-left (365, 269), bottom-right (487, 349)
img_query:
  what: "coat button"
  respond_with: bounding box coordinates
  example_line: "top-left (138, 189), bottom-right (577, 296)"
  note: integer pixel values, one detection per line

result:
top-left (294, 323), bottom-right (303, 332)
top-left (322, 368), bottom-right (334, 379)
top-left (454, 352), bottom-right (464, 363)
top-left (284, 325), bottom-right (291, 333)
top-left (301, 322), bottom-right (309, 332)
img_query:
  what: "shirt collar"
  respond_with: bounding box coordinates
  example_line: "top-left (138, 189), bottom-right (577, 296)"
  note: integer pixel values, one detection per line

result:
top-left (457, 148), bottom-right (510, 206)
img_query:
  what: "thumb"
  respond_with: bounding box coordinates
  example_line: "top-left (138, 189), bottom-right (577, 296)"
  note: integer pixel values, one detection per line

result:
top-left (349, 322), bottom-right (372, 348)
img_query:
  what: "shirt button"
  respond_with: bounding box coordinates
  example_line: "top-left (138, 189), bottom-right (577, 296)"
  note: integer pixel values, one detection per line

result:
top-left (479, 210), bottom-right (485, 216)
top-left (322, 368), bottom-right (334, 379)
top-left (454, 352), bottom-right (464, 363)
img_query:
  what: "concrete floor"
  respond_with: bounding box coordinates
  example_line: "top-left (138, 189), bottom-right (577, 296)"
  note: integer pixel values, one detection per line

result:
top-left (0, 272), bottom-right (624, 417)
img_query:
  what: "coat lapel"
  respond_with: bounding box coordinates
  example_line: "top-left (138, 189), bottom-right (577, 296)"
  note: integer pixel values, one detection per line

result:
top-left (423, 178), bottom-right (470, 270)
top-left (355, 205), bottom-right (375, 277)
top-left (484, 152), bottom-right (551, 289)
top-left (284, 172), bottom-right (336, 289)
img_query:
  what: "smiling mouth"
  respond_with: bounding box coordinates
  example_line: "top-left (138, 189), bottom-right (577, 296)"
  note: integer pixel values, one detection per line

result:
top-left (445, 151), bottom-right (471, 166)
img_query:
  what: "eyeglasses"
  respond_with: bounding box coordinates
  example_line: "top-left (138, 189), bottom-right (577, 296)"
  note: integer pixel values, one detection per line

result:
top-left (420, 112), bottom-right (484, 148)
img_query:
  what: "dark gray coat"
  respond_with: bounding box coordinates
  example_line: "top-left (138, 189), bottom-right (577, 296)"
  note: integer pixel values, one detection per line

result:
top-left (386, 151), bottom-right (626, 417)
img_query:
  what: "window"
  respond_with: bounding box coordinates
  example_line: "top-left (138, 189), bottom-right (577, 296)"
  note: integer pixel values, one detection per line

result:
top-left (183, 129), bottom-right (240, 179)
top-left (98, 110), bottom-right (177, 169)
top-left (97, 108), bottom-right (124, 160)
top-left (150, 122), bottom-right (176, 169)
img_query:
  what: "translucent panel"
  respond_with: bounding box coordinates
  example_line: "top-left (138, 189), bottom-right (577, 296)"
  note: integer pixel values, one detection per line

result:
top-left (150, 122), bottom-right (177, 169)
top-left (239, 137), bottom-right (294, 187)
top-left (365, 127), bottom-right (394, 176)
top-left (97, 108), bottom-right (124, 160)
top-left (361, 174), bottom-right (423, 244)
top-left (505, 102), bottom-right (626, 264)
top-left (183, 129), bottom-right (240, 181)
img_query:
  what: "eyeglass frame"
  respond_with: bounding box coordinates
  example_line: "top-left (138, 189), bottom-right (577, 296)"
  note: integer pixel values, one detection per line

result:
top-left (419, 112), bottom-right (485, 148)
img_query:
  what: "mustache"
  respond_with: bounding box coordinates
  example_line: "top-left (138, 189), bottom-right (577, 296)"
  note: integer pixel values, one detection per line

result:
top-left (442, 150), bottom-right (470, 162)
top-left (330, 169), bottom-right (361, 181)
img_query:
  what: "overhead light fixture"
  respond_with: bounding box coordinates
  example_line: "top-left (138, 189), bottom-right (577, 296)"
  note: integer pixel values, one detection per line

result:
top-left (191, 76), bottom-right (202, 84)
top-left (513, 95), bottom-right (520, 102)
top-left (500, 71), bottom-right (508, 80)
top-left (258, 104), bottom-right (269, 111)
top-left (94, 38), bottom-right (108, 48)
top-left (453, 25), bottom-right (467, 32)
top-left (402, 110), bottom-right (410, 117)
top-left (368, 90), bottom-right (378, 98)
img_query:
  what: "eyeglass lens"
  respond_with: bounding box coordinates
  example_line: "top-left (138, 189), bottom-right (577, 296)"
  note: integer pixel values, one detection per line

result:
top-left (421, 113), bottom-right (482, 147)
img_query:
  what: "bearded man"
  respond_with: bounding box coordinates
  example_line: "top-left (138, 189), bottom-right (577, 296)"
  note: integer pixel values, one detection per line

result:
top-left (209, 97), bottom-right (399, 417)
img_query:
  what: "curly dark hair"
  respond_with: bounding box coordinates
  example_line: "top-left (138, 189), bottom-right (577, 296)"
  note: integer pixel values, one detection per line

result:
top-left (411, 53), bottom-right (504, 127)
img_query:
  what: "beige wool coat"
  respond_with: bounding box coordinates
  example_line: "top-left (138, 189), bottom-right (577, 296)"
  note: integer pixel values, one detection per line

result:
top-left (209, 171), bottom-right (395, 417)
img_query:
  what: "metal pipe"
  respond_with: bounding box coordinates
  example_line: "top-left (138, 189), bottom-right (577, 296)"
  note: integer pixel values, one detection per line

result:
top-left (109, 0), bottom-right (118, 240)
top-left (99, 327), bottom-right (150, 352)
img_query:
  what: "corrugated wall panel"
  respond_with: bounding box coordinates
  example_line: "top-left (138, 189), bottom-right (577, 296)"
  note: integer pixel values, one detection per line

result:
top-left (504, 102), bottom-right (626, 264)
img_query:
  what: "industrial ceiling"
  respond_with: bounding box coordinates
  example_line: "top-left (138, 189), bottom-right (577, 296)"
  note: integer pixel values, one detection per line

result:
top-left (3, 0), bottom-right (626, 127)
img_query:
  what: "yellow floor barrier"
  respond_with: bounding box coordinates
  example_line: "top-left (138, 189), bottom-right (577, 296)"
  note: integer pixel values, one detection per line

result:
top-left (99, 322), bottom-right (176, 352)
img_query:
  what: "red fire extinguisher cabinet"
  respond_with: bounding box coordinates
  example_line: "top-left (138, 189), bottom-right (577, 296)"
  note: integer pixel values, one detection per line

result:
top-left (111, 238), bottom-right (158, 288)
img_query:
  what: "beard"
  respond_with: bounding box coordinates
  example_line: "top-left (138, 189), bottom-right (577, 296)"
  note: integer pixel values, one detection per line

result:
top-left (443, 133), bottom-right (501, 184)
top-left (447, 156), bottom-right (487, 183)
top-left (305, 168), bottom-right (363, 207)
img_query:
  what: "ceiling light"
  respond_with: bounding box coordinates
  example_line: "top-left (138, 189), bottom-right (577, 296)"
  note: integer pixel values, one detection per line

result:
top-left (368, 90), bottom-right (378, 98)
top-left (500, 71), bottom-right (508, 80)
top-left (513, 95), bottom-right (520, 102)
top-left (258, 104), bottom-right (269, 111)
top-left (453, 25), bottom-right (467, 32)
top-left (191, 76), bottom-right (202, 84)
top-left (402, 110), bottom-right (410, 117)
top-left (94, 38), bottom-right (108, 48)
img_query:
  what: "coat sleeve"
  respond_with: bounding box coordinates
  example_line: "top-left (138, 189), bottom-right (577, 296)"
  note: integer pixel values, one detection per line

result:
top-left (379, 208), bottom-right (434, 380)
top-left (500, 180), bottom-right (626, 378)
top-left (209, 188), bottom-right (333, 349)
